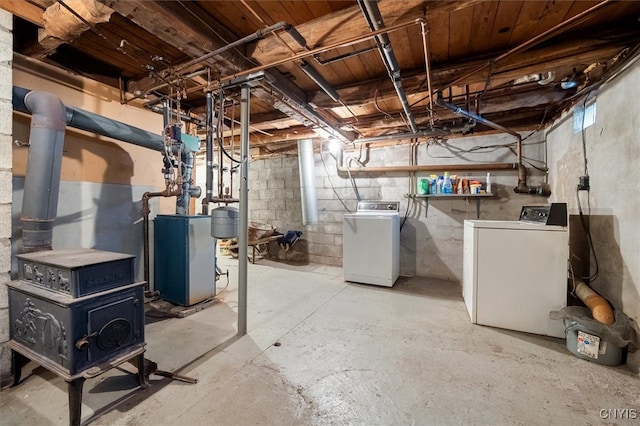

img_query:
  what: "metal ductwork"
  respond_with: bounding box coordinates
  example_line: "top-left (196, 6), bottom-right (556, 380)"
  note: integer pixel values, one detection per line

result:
top-left (11, 86), bottom-right (186, 254)
top-left (13, 86), bottom-right (164, 151)
top-left (17, 90), bottom-right (67, 253)
top-left (358, 0), bottom-right (418, 133)
top-left (297, 139), bottom-right (319, 225)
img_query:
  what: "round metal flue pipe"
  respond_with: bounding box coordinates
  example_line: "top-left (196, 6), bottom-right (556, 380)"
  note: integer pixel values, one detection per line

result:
top-left (297, 139), bottom-right (319, 225)
top-left (19, 91), bottom-right (67, 253)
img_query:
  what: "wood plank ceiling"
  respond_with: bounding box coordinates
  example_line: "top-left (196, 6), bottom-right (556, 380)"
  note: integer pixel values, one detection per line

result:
top-left (7, 0), bottom-right (640, 154)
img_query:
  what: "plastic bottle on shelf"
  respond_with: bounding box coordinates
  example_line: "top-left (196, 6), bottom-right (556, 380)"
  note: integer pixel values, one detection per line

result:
top-left (417, 177), bottom-right (429, 195)
top-left (436, 175), bottom-right (444, 194)
top-left (442, 172), bottom-right (453, 194)
top-left (486, 172), bottom-right (492, 194)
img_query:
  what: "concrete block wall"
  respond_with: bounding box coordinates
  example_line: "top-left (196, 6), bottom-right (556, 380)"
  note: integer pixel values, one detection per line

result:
top-left (0, 8), bottom-right (12, 381)
top-left (246, 131), bottom-right (548, 277)
top-left (313, 133), bottom-right (547, 280)
top-left (246, 156), bottom-right (306, 262)
top-left (546, 59), bottom-right (640, 373)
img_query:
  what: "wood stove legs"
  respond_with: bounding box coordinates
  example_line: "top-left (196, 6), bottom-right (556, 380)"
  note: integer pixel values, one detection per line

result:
top-left (9, 344), bottom-right (148, 426)
top-left (10, 350), bottom-right (30, 387)
top-left (67, 378), bottom-right (85, 426)
top-left (136, 353), bottom-right (149, 389)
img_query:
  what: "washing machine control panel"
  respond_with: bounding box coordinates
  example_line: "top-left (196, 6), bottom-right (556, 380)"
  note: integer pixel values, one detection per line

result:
top-left (519, 203), bottom-right (567, 226)
top-left (356, 201), bottom-right (400, 213)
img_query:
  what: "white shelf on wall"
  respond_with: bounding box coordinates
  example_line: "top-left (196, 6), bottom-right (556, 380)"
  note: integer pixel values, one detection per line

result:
top-left (410, 193), bottom-right (495, 218)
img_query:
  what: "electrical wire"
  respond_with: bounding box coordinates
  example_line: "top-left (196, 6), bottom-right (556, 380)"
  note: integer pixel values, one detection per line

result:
top-left (580, 97), bottom-right (590, 176)
top-left (320, 145), bottom-right (353, 213)
top-left (575, 94), bottom-right (599, 283)
top-left (345, 157), bottom-right (362, 201)
top-left (373, 89), bottom-right (394, 121)
top-left (576, 188), bottom-right (599, 282)
top-left (424, 138), bottom-right (547, 171)
top-left (214, 91), bottom-right (242, 164)
top-left (400, 197), bottom-right (416, 231)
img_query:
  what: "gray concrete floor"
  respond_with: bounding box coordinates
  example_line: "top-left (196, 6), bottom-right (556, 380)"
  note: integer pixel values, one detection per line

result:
top-left (1, 255), bottom-right (638, 425)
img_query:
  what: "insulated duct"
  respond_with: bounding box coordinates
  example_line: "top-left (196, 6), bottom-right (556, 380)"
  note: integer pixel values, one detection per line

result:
top-left (297, 139), bottom-right (319, 225)
top-left (18, 91), bottom-right (67, 253)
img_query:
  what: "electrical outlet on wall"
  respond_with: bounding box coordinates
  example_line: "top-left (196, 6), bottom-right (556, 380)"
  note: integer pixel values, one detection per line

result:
top-left (578, 175), bottom-right (590, 191)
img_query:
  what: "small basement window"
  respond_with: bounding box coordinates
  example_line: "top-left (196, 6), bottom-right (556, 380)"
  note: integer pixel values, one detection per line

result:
top-left (573, 102), bottom-right (596, 133)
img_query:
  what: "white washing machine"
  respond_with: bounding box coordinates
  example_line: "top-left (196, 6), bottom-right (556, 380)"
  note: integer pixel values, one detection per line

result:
top-left (462, 205), bottom-right (569, 338)
top-left (343, 201), bottom-right (400, 287)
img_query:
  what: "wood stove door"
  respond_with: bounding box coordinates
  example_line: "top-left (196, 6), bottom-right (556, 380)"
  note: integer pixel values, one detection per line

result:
top-left (86, 294), bottom-right (141, 363)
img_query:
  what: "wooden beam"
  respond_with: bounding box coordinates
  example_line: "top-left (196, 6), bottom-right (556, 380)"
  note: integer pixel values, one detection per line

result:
top-left (23, 0), bottom-right (115, 59)
top-left (0, 0), bottom-right (45, 26)
top-left (308, 35), bottom-right (634, 109)
top-left (98, 0), bottom-right (249, 76)
top-left (225, 126), bottom-right (320, 146)
top-left (247, 0), bottom-right (486, 65)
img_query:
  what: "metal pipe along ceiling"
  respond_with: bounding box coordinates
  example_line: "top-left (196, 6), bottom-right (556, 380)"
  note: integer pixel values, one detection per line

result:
top-left (434, 95), bottom-right (522, 165)
top-left (358, 0), bottom-right (418, 133)
top-left (335, 147), bottom-right (518, 174)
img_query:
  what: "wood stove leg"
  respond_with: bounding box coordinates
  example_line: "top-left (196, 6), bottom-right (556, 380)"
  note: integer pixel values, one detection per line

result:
top-left (67, 377), bottom-right (85, 426)
top-left (10, 350), bottom-right (29, 387)
top-left (136, 353), bottom-right (148, 389)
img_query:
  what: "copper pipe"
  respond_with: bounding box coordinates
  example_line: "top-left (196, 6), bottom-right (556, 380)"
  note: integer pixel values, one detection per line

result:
top-left (420, 22), bottom-right (435, 128)
top-left (141, 186), bottom-right (182, 292)
top-left (337, 160), bottom-right (518, 174)
top-left (216, 18), bottom-right (425, 85)
top-left (445, 0), bottom-right (612, 89)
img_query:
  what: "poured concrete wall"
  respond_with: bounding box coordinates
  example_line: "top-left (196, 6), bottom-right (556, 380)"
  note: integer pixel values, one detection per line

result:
top-left (546, 59), bottom-right (640, 372)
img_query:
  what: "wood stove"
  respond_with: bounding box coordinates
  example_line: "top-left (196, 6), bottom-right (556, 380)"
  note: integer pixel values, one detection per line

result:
top-left (7, 249), bottom-right (147, 426)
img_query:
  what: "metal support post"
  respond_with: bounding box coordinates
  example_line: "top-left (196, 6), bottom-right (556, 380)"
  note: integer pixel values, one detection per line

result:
top-left (237, 84), bottom-right (250, 336)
